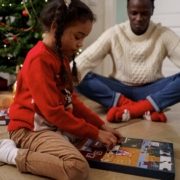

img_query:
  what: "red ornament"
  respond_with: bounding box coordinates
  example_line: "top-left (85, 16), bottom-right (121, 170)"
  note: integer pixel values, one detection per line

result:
top-left (22, 9), bottom-right (29, 17)
top-left (3, 38), bottom-right (10, 45)
top-left (13, 35), bottom-right (18, 42)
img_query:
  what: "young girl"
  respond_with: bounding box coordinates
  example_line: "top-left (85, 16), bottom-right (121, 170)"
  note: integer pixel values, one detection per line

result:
top-left (0, 0), bottom-right (122, 179)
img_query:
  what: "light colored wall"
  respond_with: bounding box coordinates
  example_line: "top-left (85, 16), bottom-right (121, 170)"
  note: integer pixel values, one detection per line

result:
top-left (152, 0), bottom-right (180, 76)
top-left (82, 0), bottom-right (105, 49)
top-left (116, 0), bottom-right (127, 23)
top-left (83, 0), bottom-right (117, 75)
top-left (83, 0), bottom-right (117, 48)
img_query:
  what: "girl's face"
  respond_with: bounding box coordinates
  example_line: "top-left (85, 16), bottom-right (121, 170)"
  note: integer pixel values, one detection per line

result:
top-left (61, 20), bottom-right (93, 58)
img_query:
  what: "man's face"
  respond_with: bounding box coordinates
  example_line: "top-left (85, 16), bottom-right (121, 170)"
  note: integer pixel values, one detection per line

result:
top-left (128, 0), bottom-right (153, 35)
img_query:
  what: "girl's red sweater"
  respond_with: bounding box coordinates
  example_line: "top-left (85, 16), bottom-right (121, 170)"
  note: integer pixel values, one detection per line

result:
top-left (8, 41), bottom-right (104, 140)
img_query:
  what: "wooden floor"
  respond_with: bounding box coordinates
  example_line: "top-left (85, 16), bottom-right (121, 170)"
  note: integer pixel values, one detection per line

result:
top-left (0, 93), bottom-right (180, 180)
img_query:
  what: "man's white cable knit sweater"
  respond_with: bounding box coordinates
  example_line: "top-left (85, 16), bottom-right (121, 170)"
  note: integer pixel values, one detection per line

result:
top-left (75, 21), bottom-right (180, 86)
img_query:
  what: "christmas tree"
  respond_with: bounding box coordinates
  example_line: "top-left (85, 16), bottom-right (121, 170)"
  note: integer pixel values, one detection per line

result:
top-left (0, 0), bottom-right (48, 74)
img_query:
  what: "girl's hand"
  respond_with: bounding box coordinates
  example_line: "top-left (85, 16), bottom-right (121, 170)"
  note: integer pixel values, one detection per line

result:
top-left (98, 124), bottom-right (123, 150)
top-left (97, 130), bottom-right (118, 150)
top-left (101, 124), bottom-right (123, 142)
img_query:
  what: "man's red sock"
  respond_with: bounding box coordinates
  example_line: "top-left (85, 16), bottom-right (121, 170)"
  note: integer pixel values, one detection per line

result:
top-left (106, 95), bottom-right (134, 122)
top-left (107, 99), bottom-right (155, 122)
top-left (117, 95), bottom-right (135, 106)
top-left (107, 107), bottom-right (122, 122)
top-left (150, 112), bottom-right (167, 122)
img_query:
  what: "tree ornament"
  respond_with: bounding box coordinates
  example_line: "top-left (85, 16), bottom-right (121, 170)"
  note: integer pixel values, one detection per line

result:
top-left (13, 35), bottom-right (18, 42)
top-left (0, 0), bottom-right (44, 74)
top-left (3, 39), bottom-right (10, 45)
top-left (22, 9), bottom-right (29, 17)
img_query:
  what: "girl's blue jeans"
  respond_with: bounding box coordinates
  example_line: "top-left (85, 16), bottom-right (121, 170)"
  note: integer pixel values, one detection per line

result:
top-left (76, 72), bottom-right (180, 111)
